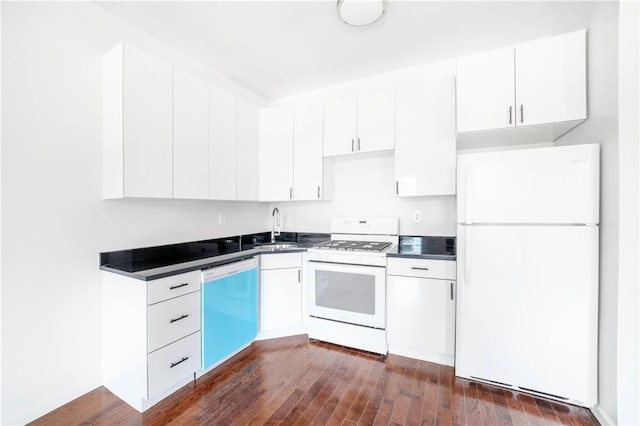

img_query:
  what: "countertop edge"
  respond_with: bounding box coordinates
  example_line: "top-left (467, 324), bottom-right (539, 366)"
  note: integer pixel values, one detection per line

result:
top-left (101, 247), bottom-right (456, 281)
top-left (101, 250), bottom-right (261, 281)
top-left (101, 248), bottom-right (309, 281)
top-left (386, 253), bottom-right (457, 261)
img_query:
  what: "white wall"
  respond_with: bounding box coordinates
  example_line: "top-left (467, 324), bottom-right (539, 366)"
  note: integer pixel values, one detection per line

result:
top-left (0, 1), bottom-right (3, 421)
top-left (274, 152), bottom-right (456, 235)
top-left (616, 1), bottom-right (639, 425)
top-left (1, 3), bottom-right (269, 424)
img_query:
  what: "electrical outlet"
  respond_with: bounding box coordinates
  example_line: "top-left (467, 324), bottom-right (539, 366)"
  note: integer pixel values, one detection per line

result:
top-left (413, 211), bottom-right (421, 223)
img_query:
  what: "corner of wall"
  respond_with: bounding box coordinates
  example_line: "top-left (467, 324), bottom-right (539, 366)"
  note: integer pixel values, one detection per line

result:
top-left (616, 0), bottom-right (640, 425)
top-left (591, 405), bottom-right (617, 426)
top-left (0, 0), bottom-right (4, 421)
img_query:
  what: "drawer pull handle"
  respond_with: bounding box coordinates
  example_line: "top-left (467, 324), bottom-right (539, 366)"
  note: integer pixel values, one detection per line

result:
top-left (170, 356), bottom-right (189, 368)
top-left (169, 283), bottom-right (189, 290)
top-left (411, 267), bottom-right (430, 271)
top-left (169, 314), bottom-right (189, 323)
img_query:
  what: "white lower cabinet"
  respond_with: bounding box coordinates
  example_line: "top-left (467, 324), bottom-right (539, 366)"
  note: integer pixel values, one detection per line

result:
top-left (147, 331), bottom-right (201, 397)
top-left (387, 258), bottom-right (456, 366)
top-left (102, 270), bottom-right (202, 412)
top-left (258, 252), bottom-right (303, 339)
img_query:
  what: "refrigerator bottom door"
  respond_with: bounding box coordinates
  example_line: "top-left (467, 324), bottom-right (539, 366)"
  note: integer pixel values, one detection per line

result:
top-left (455, 225), bottom-right (598, 407)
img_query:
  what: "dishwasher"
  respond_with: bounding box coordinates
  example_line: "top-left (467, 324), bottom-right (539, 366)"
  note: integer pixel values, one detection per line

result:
top-left (201, 257), bottom-right (258, 371)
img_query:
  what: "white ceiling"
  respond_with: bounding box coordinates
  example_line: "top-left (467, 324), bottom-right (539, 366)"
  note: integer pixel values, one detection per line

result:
top-left (97, 1), bottom-right (601, 100)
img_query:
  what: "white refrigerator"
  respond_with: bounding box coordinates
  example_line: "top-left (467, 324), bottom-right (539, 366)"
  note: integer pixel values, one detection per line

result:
top-left (455, 143), bottom-right (599, 407)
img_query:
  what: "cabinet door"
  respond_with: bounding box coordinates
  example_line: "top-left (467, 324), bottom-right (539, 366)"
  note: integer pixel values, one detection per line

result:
top-left (173, 69), bottom-right (209, 199)
top-left (387, 275), bottom-right (455, 360)
top-left (456, 46), bottom-right (515, 133)
top-left (395, 79), bottom-right (456, 196)
top-left (515, 29), bottom-right (586, 127)
top-left (323, 96), bottom-right (357, 156)
top-left (356, 89), bottom-right (395, 153)
top-left (259, 108), bottom-right (294, 201)
top-left (147, 331), bottom-right (201, 399)
top-left (293, 104), bottom-right (324, 200)
top-left (123, 44), bottom-right (173, 198)
top-left (209, 85), bottom-right (237, 200)
top-left (236, 99), bottom-right (260, 201)
top-left (260, 268), bottom-right (302, 332)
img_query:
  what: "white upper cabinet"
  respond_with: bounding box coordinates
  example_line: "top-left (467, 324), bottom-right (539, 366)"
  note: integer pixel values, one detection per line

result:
top-left (173, 69), bottom-right (209, 200)
top-left (209, 85), bottom-right (238, 200)
top-left (515, 29), bottom-right (587, 127)
top-left (456, 29), bottom-right (586, 137)
top-left (236, 98), bottom-right (260, 201)
top-left (395, 78), bottom-right (456, 196)
top-left (293, 104), bottom-right (324, 200)
top-left (103, 43), bottom-right (173, 199)
top-left (356, 90), bottom-right (395, 153)
top-left (456, 47), bottom-right (515, 133)
top-left (323, 96), bottom-right (357, 156)
top-left (323, 90), bottom-right (394, 157)
top-left (259, 108), bottom-right (294, 201)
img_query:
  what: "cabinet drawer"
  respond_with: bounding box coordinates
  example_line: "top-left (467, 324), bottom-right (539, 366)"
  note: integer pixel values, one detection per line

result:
top-left (148, 291), bottom-right (201, 353)
top-left (148, 331), bottom-right (201, 398)
top-left (147, 270), bottom-right (201, 305)
top-left (260, 252), bottom-right (302, 270)
top-left (387, 257), bottom-right (456, 280)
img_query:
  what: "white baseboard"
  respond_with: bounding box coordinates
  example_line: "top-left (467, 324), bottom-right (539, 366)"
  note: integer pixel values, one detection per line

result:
top-left (388, 344), bottom-right (454, 366)
top-left (6, 379), bottom-right (100, 425)
top-left (591, 404), bottom-right (616, 425)
top-left (255, 327), bottom-right (306, 341)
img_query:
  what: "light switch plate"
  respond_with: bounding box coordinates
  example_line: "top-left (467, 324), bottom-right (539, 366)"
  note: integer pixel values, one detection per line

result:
top-left (413, 211), bottom-right (421, 223)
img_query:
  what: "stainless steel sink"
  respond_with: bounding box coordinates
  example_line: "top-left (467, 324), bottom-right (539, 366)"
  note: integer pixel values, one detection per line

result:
top-left (256, 242), bottom-right (301, 251)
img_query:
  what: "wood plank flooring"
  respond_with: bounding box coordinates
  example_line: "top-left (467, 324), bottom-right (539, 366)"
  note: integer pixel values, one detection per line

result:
top-left (30, 335), bottom-right (600, 425)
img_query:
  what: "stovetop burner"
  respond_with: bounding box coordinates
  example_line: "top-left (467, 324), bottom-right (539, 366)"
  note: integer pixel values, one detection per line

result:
top-left (314, 240), bottom-right (392, 252)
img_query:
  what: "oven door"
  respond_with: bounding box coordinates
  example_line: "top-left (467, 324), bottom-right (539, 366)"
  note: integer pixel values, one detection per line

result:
top-left (305, 260), bottom-right (386, 329)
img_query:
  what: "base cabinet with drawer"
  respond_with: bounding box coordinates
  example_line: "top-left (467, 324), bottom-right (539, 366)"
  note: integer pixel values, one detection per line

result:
top-left (387, 257), bottom-right (456, 366)
top-left (102, 270), bottom-right (202, 412)
top-left (258, 252), bottom-right (303, 340)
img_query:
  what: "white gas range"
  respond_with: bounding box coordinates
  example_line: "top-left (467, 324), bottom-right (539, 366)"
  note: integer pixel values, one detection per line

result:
top-left (303, 217), bottom-right (398, 355)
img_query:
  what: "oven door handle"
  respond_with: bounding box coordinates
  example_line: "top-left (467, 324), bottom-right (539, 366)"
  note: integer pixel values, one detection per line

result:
top-left (306, 260), bottom-right (386, 268)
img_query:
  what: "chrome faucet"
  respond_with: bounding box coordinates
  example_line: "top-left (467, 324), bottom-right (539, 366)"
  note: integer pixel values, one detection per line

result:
top-left (271, 207), bottom-right (281, 243)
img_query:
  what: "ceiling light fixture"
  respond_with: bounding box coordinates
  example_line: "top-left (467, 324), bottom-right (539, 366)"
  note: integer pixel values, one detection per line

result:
top-left (337, 0), bottom-right (386, 27)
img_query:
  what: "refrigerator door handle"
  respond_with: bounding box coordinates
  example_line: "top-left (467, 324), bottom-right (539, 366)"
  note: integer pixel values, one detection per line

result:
top-left (464, 228), bottom-right (471, 287)
top-left (464, 166), bottom-right (474, 224)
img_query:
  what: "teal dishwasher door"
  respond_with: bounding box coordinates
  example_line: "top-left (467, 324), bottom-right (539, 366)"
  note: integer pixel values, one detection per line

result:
top-left (202, 257), bottom-right (258, 370)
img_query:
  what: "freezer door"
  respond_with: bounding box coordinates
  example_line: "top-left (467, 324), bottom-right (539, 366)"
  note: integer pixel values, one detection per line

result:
top-left (455, 225), bottom-right (598, 406)
top-left (457, 144), bottom-right (599, 224)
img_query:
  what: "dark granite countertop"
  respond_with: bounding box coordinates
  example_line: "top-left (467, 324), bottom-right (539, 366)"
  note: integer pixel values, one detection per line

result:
top-left (100, 231), bottom-right (329, 281)
top-left (386, 235), bottom-right (456, 261)
top-left (100, 233), bottom-right (456, 281)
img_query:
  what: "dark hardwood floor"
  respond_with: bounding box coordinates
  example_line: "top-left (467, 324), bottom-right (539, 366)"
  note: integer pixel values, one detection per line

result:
top-left (30, 335), bottom-right (600, 425)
